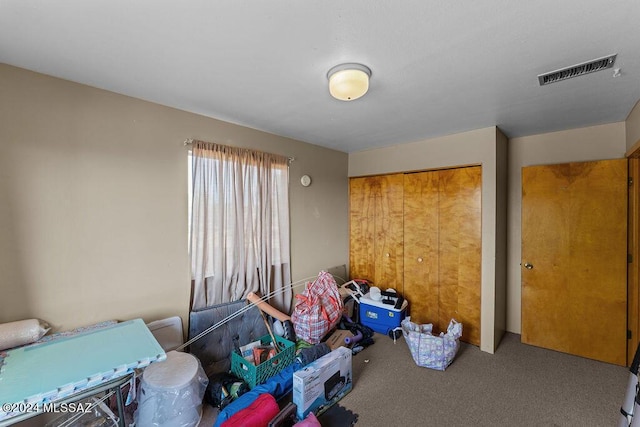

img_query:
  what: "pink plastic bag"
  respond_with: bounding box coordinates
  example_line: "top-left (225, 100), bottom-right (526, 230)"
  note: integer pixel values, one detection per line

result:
top-left (291, 271), bottom-right (343, 344)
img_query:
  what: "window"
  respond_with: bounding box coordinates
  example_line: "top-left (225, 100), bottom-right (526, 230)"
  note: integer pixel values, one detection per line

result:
top-left (188, 141), bottom-right (291, 312)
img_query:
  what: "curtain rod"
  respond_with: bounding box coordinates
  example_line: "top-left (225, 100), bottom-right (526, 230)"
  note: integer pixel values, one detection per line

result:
top-left (183, 138), bottom-right (295, 163)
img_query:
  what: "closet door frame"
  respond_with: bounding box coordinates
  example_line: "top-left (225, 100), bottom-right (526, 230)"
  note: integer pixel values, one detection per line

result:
top-left (627, 141), bottom-right (640, 365)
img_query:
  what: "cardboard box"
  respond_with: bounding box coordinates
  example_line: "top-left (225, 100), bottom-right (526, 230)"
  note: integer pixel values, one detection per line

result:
top-left (292, 346), bottom-right (352, 420)
top-left (359, 292), bottom-right (408, 335)
top-left (325, 329), bottom-right (354, 350)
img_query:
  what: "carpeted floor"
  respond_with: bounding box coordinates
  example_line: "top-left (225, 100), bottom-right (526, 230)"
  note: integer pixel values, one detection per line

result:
top-left (11, 331), bottom-right (629, 426)
top-left (328, 332), bottom-right (629, 426)
top-left (196, 331), bottom-right (629, 426)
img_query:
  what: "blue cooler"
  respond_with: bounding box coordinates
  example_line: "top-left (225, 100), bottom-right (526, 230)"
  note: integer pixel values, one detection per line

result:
top-left (359, 292), bottom-right (408, 335)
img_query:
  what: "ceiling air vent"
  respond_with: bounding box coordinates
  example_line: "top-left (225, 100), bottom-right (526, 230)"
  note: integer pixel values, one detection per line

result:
top-left (537, 54), bottom-right (617, 86)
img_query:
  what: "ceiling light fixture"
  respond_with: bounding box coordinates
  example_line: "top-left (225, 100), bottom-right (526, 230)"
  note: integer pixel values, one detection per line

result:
top-left (327, 63), bottom-right (371, 101)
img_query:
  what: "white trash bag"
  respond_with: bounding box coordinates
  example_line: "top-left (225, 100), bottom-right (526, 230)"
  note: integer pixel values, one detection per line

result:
top-left (401, 317), bottom-right (463, 371)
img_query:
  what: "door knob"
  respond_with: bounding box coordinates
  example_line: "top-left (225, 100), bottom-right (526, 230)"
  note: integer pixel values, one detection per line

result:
top-left (417, 257), bottom-right (423, 263)
top-left (385, 253), bottom-right (390, 257)
top-left (523, 262), bottom-right (534, 270)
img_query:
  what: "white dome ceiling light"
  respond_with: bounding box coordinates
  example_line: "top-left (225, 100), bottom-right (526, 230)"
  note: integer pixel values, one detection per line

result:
top-left (327, 63), bottom-right (372, 101)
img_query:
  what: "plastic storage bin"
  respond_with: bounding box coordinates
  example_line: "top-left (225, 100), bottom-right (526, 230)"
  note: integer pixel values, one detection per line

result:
top-left (231, 335), bottom-right (295, 388)
top-left (359, 292), bottom-right (408, 335)
top-left (134, 350), bottom-right (208, 427)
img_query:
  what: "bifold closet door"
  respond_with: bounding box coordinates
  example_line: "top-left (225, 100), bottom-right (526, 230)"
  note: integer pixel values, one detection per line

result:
top-left (373, 174), bottom-right (404, 289)
top-left (403, 166), bottom-right (482, 346)
top-left (403, 171), bottom-right (440, 325)
top-left (349, 174), bottom-right (403, 289)
top-left (438, 167), bottom-right (482, 346)
top-left (349, 177), bottom-right (376, 282)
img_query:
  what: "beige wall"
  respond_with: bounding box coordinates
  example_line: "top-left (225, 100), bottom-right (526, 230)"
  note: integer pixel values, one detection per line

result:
top-left (0, 64), bottom-right (349, 333)
top-left (627, 100), bottom-right (640, 153)
top-left (507, 122), bottom-right (627, 333)
top-left (349, 126), bottom-right (506, 353)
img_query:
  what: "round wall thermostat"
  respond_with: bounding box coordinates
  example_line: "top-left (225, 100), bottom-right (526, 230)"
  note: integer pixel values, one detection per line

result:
top-left (300, 175), bottom-right (312, 187)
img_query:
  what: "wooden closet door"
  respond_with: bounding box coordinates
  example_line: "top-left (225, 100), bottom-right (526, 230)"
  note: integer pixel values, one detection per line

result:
top-left (349, 174), bottom-right (403, 288)
top-left (403, 171), bottom-right (440, 324)
top-left (349, 177), bottom-right (376, 282)
top-left (439, 166), bottom-right (482, 346)
top-left (352, 168), bottom-right (481, 346)
top-left (374, 174), bottom-right (404, 289)
top-left (403, 166), bottom-right (481, 345)
top-left (521, 159), bottom-right (627, 365)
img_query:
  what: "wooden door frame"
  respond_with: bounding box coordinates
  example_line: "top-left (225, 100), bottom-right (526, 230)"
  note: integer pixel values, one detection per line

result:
top-left (627, 141), bottom-right (640, 365)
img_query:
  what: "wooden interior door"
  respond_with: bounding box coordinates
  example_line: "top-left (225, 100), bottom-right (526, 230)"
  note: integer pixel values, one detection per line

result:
top-left (438, 166), bottom-right (482, 345)
top-left (404, 171), bottom-right (440, 325)
top-left (521, 159), bottom-right (627, 365)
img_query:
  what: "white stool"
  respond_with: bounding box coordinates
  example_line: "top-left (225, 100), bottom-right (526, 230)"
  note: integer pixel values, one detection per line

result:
top-left (134, 351), bottom-right (207, 427)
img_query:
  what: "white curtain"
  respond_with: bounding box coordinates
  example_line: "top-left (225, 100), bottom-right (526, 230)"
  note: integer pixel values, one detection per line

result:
top-left (190, 141), bottom-right (292, 313)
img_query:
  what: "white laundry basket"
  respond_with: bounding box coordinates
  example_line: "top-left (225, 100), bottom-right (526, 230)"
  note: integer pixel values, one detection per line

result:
top-left (134, 351), bottom-right (208, 427)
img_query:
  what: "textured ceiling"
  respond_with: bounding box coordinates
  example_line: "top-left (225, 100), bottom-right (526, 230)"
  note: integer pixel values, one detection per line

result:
top-left (1, 1), bottom-right (639, 153)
